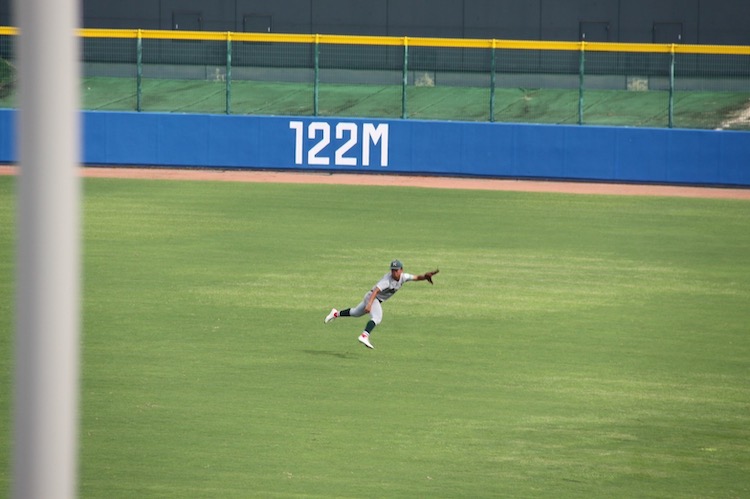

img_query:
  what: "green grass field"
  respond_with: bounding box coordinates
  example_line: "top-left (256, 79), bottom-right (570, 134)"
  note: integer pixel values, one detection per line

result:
top-left (1, 175), bottom-right (749, 497)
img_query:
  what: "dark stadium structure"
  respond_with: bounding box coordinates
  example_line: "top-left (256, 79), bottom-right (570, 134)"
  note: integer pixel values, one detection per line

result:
top-left (0, 0), bottom-right (748, 45)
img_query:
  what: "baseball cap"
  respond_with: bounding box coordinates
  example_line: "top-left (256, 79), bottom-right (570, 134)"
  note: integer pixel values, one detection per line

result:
top-left (390, 259), bottom-right (403, 270)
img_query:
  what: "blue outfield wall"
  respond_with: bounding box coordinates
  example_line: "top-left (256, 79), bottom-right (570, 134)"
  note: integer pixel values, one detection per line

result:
top-left (0, 109), bottom-right (748, 186)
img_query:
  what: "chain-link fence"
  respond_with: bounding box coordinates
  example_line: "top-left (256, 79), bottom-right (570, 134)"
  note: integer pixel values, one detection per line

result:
top-left (1, 27), bottom-right (748, 129)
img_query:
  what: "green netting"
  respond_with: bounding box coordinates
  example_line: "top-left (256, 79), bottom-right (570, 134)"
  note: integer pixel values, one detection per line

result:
top-left (405, 46), bottom-right (492, 121)
top-left (581, 51), bottom-right (670, 127)
top-left (1, 32), bottom-right (749, 129)
top-left (83, 37), bottom-right (137, 110)
top-left (317, 43), bottom-right (402, 118)
top-left (0, 34), bottom-right (15, 104)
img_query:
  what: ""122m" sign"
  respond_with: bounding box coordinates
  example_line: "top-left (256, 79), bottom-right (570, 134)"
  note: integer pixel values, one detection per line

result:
top-left (289, 121), bottom-right (389, 167)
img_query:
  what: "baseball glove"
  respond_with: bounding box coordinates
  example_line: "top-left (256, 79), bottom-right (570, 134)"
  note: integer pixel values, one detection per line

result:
top-left (424, 269), bottom-right (440, 284)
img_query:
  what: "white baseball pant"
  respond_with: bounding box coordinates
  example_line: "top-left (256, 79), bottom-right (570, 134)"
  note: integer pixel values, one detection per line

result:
top-left (347, 291), bottom-right (383, 325)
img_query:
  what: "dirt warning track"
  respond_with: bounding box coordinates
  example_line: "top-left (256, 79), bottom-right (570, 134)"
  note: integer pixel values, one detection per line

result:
top-left (1, 165), bottom-right (749, 200)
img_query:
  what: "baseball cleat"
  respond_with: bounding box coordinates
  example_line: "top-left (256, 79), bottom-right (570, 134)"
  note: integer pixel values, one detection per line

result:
top-left (358, 332), bottom-right (374, 349)
top-left (324, 308), bottom-right (338, 324)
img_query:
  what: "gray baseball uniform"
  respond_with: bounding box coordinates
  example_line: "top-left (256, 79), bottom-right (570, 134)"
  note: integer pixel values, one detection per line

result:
top-left (347, 271), bottom-right (415, 324)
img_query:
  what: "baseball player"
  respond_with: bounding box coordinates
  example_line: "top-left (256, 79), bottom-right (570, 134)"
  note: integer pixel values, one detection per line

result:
top-left (324, 259), bottom-right (439, 349)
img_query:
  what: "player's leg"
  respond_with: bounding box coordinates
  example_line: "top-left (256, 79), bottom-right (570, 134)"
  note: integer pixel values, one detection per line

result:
top-left (346, 292), bottom-right (372, 318)
top-left (365, 300), bottom-right (382, 333)
top-left (325, 293), bottom-right (368, 323)
top-left (358, 300), bottom-right (382, 349)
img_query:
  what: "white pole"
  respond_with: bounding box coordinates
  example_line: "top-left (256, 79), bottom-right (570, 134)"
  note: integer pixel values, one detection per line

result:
top-left (13, 0), bottom-right (80, 496)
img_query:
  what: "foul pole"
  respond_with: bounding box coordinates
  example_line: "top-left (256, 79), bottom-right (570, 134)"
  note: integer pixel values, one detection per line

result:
top-left (13, 0), bottom-right (81, 496)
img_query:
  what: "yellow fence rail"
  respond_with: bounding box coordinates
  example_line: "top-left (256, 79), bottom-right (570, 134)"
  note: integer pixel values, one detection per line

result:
top-left (0, 27), bottom-right (749, 128)
top-left (1, 26), bottom-right (749, 55)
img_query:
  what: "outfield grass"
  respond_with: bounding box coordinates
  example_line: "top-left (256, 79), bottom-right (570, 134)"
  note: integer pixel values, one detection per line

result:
top-left (1, 175), bottom-right (749, 497)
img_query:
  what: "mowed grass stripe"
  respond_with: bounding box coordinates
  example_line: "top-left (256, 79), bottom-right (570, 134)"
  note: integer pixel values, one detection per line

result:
top-left (1, 176), bottom-right (749, 498)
